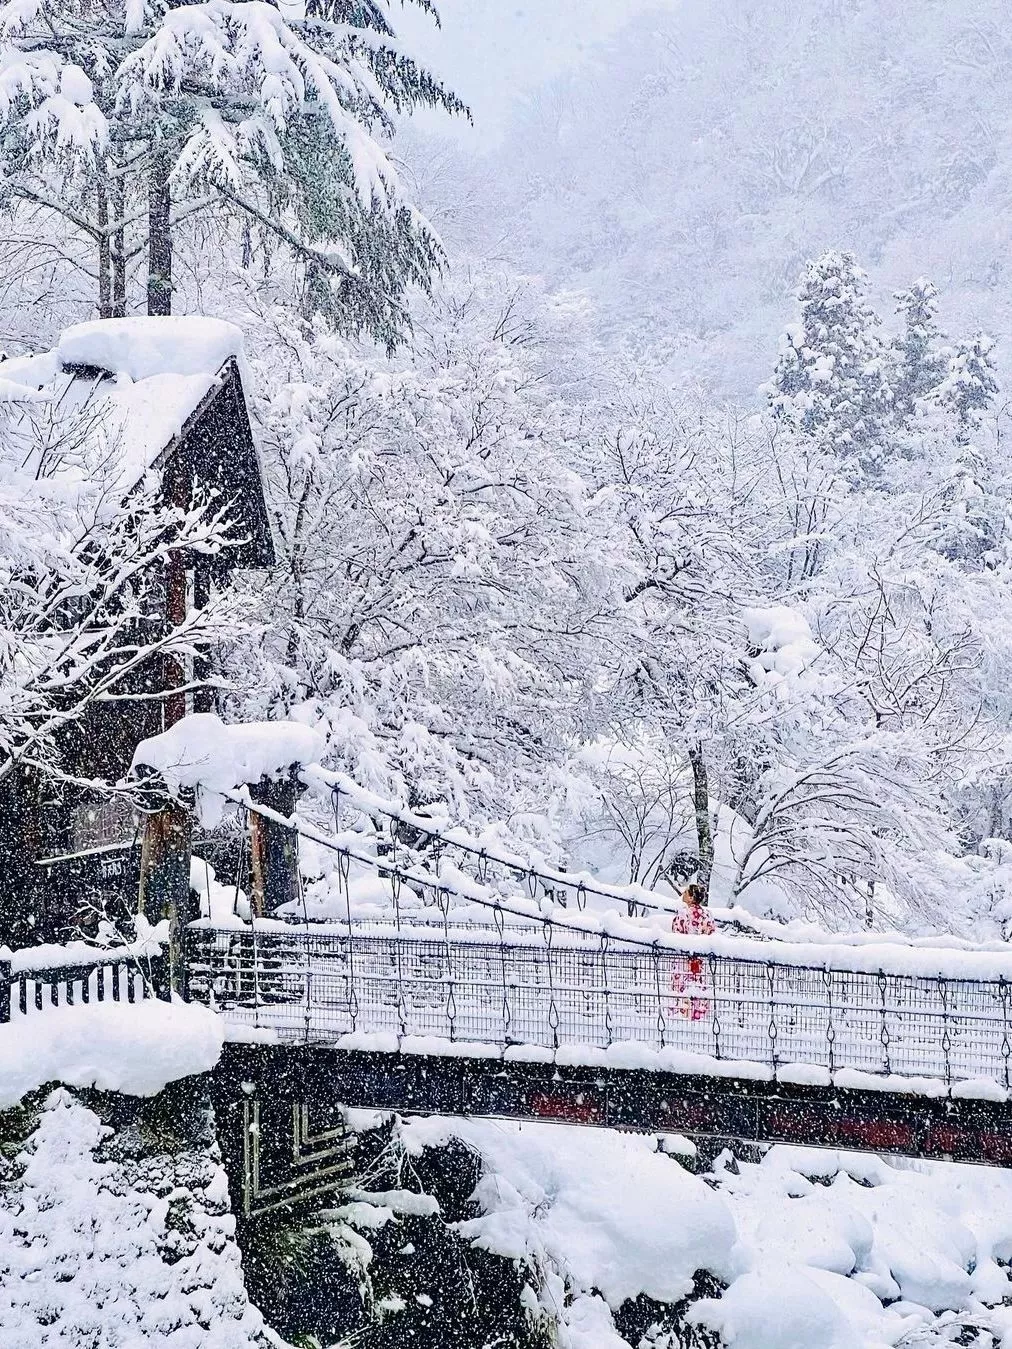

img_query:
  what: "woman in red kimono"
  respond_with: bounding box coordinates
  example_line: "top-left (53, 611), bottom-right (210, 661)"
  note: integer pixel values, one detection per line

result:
top-left (671, 883), bottom-right (715, 1020)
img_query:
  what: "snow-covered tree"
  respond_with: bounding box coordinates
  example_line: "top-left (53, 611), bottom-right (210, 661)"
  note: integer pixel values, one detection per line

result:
top-left (0, 0), bottom-right (463, 339)
top-left (234, 271), bottom-right (608, 828)
top-left (0, 388), bottom-right (246, 793)
top-left (745, 268), bottom-right (1012, 924)
top-left (889, 280), bottom-right (999, 455)
top-left (934, 332), bottom-right (1000, 447)
top-left (768, 251), bottom-right (895, 478)
top-left (891, 277), bottom-right (947, 425)
top-left (572, 385), bottom-right (767, 898)
top-left (0, 1088), bottom-right (275, 1346)
top-left (562, 735), bottom-right (695, 893)
top-left (729, 595), bottom-right (972, 926)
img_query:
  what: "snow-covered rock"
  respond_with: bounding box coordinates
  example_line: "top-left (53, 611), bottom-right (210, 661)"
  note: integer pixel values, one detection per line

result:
top-left (689, 1265), bottom-right (882, 1349)
top-left (401, 1116), bottom-right (738, 1326)
top-left (384, 1117), bottom-right (1012, 1349)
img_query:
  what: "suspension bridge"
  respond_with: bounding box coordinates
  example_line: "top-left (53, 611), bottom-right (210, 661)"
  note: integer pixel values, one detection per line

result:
top-left (9, 766), bottom-right (1012, 1215)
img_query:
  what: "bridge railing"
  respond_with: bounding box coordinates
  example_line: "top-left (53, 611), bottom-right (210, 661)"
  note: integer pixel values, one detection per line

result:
top-left (185, 923), bottom-right (1012, 1090)
top-left (0, 945), bottom-right (170, 1023)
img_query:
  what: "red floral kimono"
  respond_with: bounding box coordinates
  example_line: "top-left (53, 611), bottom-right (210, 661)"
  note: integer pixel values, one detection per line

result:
top-left (670, 903), bottom-right (715, 1021)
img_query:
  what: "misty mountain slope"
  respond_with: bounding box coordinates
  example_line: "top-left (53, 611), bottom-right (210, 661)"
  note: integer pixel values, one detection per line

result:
top-left (407, 0), bottom-right (1012, 395)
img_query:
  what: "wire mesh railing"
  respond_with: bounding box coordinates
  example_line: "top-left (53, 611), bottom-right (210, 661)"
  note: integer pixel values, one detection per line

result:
top-left (185, 923), bottom-right (1012, 1090)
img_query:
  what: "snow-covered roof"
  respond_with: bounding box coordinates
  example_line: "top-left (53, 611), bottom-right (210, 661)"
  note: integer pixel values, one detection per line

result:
top-left (0, 314), bottom-right (273, 567)
top-left (0, 316), bottom-right (246, 489)
top-left (56, 316), bottom-right (243, 382)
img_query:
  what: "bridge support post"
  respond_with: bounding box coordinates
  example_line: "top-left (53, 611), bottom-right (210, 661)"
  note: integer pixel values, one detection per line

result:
top-left (248, 770), bottom-right (302, 918)
top-left (138, 798), bottom-right (193, 997)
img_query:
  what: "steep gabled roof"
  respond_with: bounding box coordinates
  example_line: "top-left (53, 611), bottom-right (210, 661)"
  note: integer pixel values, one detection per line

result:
top-left (0, 316), bottom-right (274, 569)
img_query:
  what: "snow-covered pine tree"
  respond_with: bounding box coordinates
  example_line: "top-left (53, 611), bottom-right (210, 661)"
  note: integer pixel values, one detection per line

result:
top-left (769, 250), bottom-right (894, 479)
top-left (933, 332), bottom-right (1000, 447)
top-left (0, 0), bottom-right (463, 340)
top-left (891, 277), bottom-right (947, 426)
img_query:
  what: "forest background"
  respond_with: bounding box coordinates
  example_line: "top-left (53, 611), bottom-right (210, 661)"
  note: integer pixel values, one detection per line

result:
top-left (1, 0), bottom-right (1012, 935)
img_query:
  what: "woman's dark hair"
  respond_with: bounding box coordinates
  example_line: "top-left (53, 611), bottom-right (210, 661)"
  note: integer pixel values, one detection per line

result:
top-left (682, 883), bottom-right (707, 907)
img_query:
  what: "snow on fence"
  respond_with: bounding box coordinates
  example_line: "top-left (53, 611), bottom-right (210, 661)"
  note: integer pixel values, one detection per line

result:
top-left (185, 923), bottom-right (1012, 1094)
top-left (0, 946), bottom-right (169, 1023)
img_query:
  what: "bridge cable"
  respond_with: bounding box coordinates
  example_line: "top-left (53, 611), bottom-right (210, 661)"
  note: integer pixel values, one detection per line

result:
top-left (302, 768), bottom-right (687, 922)
top-left (201, 791), bottom-right (1012, 1092)
top-left (220, 787), bottom-right (708, 962)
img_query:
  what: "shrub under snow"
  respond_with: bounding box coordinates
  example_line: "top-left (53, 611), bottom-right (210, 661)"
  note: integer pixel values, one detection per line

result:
top-left (0, 1088), bottom-right (282, 1348)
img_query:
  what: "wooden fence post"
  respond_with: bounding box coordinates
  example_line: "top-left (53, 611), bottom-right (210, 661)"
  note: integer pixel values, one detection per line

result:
top-left (138, 799), bottom-right (193, 996)
top-left (248, 770), bottom-right (301, 918)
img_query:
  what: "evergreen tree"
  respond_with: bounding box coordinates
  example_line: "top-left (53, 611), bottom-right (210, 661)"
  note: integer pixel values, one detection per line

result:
top-left (0, 0), bottom-right (463, 340)
top-left (891, 277), bottom-right (947, 425)
top-left (934, 332), bottom-right (999, 447)
top-left (769, 250), bottom-right (894, 478)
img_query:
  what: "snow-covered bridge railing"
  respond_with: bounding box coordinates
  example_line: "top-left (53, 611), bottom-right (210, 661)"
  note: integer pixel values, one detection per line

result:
top-left (177, 780), bottom-right (1012, 1099)
top-left (186, 922), bottom-right (1012, 1094)
top-left (0, 943), bottom-right (169, 1022)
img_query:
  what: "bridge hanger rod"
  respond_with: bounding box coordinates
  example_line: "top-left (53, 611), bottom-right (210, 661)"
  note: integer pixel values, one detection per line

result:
top-left (221, 785), bottom-right (721, 958)
top-left (297, 763), bottom-right (693, 921)
top-left (290, 770), bottom-right (996, 953)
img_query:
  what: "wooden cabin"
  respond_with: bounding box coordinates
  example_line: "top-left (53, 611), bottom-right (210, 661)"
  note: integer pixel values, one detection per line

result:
top-left (0, 317), bottom-right (274, 946)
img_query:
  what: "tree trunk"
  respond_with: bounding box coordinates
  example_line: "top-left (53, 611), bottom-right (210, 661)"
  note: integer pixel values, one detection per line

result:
top-left (688, 741), bottom-right (714, 901)
top-left (989, 784), bottom-right (1004, 840)
top-left (112, 169), bottom-right (126, 318)
top-left (97, 177), bottom-right (111, 319)
top-left (147, 150), bottom-right (172, 316)
top-left (285, 574), bottom-right (305, 668)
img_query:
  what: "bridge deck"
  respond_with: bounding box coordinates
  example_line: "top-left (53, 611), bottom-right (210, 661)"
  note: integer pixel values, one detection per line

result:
top-left (213, 1043), bottom-right (1012, 1186)
top-left (5, 924), bottom-right (1012, 1190)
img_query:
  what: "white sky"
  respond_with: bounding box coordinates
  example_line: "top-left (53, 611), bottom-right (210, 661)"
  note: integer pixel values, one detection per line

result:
top-left (398, 0), bottom-right (664, 143)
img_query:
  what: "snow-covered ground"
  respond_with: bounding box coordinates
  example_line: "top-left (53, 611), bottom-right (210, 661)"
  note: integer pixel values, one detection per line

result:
top-left (397, 1115), bottom-right (1012, 1349)
top-left (0, 997), bottom-right (222, 1108)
